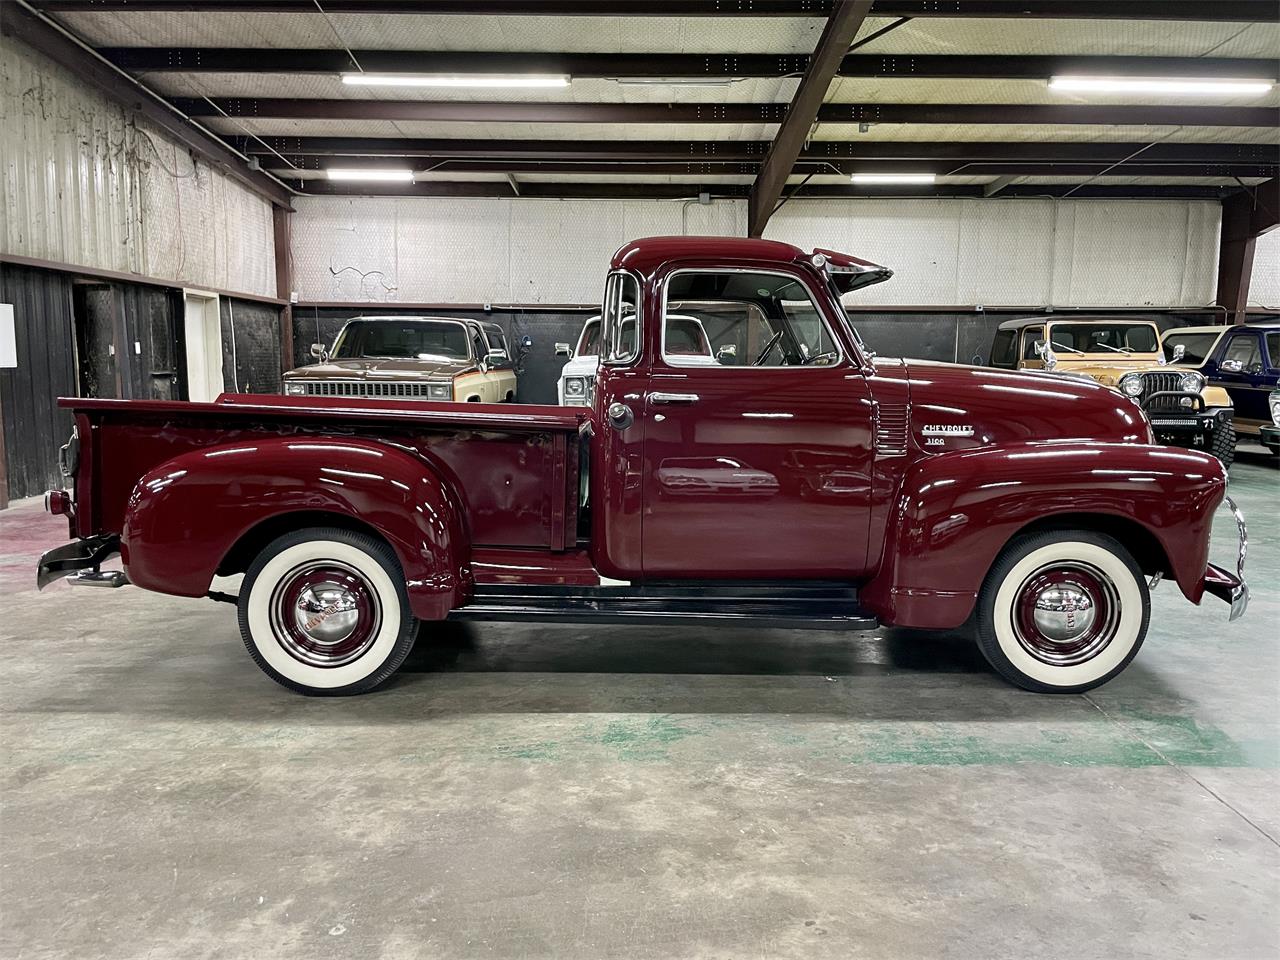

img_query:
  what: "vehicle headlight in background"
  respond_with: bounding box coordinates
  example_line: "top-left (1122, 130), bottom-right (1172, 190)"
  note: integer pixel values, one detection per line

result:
top-left (1179, 371), bottom-right (1205, 394)
top-left (427, 382), bottom-right (451, 400)
top-left (284, 382), bottom-right (306, 396)
top-left (1119, 373), bottom-right (1144, 398)
top-left (564, 376), bottom-right (586, 398)
top-left (1270, 394), bottom-right (1280, 427)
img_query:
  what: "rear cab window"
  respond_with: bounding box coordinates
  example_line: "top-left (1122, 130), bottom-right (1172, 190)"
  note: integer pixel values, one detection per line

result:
top-left (1162, 331), bottom-right (1220, 364)
top-left (990, 330), bottom-right (1017, 368)
top-left (601, 272), bottom-right (641, 365)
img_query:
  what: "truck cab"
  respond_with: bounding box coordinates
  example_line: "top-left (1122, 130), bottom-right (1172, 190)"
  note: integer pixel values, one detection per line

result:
top-left (38, 237), bottom-right (1248, 700)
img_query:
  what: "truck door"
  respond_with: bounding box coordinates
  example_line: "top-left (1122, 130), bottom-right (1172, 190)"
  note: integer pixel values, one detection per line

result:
top-left (637, 266), bottom-right (876, 578)
top-left (1216, 330), bottom-right (1269, 430)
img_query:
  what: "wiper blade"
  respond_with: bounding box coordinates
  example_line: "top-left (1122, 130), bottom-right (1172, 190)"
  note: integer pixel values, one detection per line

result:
top-left (1049, 341), bottom-right (1084, 355)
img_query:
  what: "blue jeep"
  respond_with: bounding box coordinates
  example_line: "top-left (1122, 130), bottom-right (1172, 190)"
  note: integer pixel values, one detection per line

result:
top-left (1164, 322), bottom-right (1280, 445)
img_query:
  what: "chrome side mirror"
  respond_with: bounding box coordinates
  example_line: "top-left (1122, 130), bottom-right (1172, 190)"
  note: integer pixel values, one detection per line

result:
top-left (1220, 359), bottom-right (1244, 373)
top-left (309, 342), bottom-right (328, 361)
top-left (1171, 343), bottom-right (1186, 363)
top-left (716, 344), bottom-right (737, 362)
top-left (555, 342), bottom-right (572, 357)
top-left (486, 349), bottom-right (509, 367)
top-left (1034, 340), bottom-right (1057, 370)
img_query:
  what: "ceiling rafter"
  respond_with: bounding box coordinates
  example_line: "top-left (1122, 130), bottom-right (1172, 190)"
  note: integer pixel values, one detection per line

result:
top-left (177, 97), bottom-right (1280, 128)
top-left (749, 0), bottom-right (875, 236)
top-left (99, 49), bottom-right (1277, 81)
top-left (31, 1), bottom-right (1280, 21)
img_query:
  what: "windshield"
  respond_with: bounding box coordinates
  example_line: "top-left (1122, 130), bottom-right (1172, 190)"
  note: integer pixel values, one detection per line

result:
top-left (332, 320), bottom-right (471, 361)
top-left (1048, 323), bottom-right (1159, 355)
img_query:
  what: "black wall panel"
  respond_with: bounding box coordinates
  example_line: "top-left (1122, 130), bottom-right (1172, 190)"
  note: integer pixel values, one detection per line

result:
top-left (221, 298), bottom-right (283, 394)
top-left (0, 263), bottom-right (78, 502)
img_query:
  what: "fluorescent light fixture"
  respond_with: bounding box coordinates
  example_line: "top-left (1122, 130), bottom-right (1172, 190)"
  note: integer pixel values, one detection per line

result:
top-left (851, 173), bottom-right (937, 185)
top-left (615, 77), bottom-right (738, 87)
top-left (1049, 75), bottom-right (1274, 95)
top-left (326, 168), bottom-right (415, 182)
top-left (341, 72), bottom-right (570, 88)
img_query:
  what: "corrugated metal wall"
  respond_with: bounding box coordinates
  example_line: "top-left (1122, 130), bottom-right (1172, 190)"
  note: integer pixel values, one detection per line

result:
top-left (290, 196), bottom-right (745, 304)
top-left (0, 263), bottom-right (77, 502)
top-left (1, 37), bottom-right (276, 298)
top-left (1250, 230), bottom-right (1280, 311)
top-left (290, 194), bottom-right (1222, 308)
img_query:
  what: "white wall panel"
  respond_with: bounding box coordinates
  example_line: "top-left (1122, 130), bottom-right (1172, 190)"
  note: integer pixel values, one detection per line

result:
top-left (291, 194), bottom-right (1221, 308)
top-left (292, 196), bottom-right (746, 304)
top-left (1, 38), bottom-right (275, 298)
top-left (1249, 230), bottom-right (1280, 310)
top-left (767, 198), bottom-right (1221, 307)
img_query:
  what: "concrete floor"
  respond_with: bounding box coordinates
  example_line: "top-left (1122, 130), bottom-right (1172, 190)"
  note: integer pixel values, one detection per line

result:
top-left (3, 446), bottom-right (1277, 960)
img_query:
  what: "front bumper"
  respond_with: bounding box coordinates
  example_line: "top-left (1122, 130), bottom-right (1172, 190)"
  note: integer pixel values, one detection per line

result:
top-left (1201, 494), bottom-right (1248, 621)
top-left (1144, 394), bottom-right (1230, 446)
top-left (1260, 424), bottom-right (1280, 453)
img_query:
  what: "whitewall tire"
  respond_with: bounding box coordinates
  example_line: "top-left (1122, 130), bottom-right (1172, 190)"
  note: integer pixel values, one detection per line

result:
top-left (974, 531), bottom-right (1149, 693)
top-left (237, 528), bottom-right (416, 696)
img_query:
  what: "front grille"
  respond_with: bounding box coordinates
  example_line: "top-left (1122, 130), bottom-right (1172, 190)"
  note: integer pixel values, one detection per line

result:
top-left (1141, 371), bottom-right (1186, 413)
top-left (875, 403), bottom-right (909, 456)
top-left (296, 381), bottom-right (441, 399)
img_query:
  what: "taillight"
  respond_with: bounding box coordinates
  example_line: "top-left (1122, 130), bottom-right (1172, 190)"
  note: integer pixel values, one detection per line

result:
top-left (45, 490), bottom-right (73, 516)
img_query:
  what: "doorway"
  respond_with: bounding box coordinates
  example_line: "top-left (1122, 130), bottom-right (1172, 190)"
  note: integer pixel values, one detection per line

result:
top-left (184, 290), bottom-right (225, 402)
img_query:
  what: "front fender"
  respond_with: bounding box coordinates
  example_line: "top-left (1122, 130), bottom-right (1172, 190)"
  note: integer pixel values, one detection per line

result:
top-left (862, 441), bottom-right (1227, 629)
top-left (122, 436), bottom-right (471, 619)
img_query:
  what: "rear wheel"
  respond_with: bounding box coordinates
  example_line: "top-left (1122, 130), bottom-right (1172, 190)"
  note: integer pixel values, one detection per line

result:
top-left (974, 530), bottom-right (1149, 693)
top-left (1210, 420), bottom-right (1236, 469)
top-left (237, 527), bottom-right (416, 695)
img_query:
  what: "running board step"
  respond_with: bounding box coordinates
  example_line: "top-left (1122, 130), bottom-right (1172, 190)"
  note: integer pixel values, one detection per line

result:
top-left (449, 583), bottom-right (878, 631)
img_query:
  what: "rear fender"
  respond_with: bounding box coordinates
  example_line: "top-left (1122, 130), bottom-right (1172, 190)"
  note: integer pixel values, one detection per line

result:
top-left (121, 436), bottom-right (471, 619)
top-left (862, 442), bottom-right (1226, 629)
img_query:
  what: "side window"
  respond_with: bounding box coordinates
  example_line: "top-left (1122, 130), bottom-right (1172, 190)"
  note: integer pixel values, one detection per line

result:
top-left (990, 330), bottom-right (1017, 368)
top-left (601, 273), bottom-right (640, 364)
top-left (1223, 334), bottom-right (1261, 369)
top-left (1022, 327), bottom-right (1044, 361)
top-left (663, 271), bottom-right (839, 368)
top-left (471, 330), bottom-right (487, 363)
top-left (1267, 332), bottom-right (1279, 369)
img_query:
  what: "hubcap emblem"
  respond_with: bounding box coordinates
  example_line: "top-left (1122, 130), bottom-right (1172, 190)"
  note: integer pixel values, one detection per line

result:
top-left (1031, 583), bottom-right (1097, 644)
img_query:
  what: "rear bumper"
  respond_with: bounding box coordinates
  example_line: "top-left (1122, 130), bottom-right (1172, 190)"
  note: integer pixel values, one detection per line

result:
top-left (1201, 494), bottom-right (1248, 621)
top-left (36, 534), bottom-right (121, 591)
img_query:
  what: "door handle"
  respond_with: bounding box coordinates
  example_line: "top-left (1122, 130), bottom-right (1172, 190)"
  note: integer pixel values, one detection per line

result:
top-left (650, 392), bottom-right (700, 404)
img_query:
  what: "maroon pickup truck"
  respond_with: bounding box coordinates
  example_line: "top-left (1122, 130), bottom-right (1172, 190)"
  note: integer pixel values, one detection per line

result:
top-left (38, 237), bottom-right (1248, 697)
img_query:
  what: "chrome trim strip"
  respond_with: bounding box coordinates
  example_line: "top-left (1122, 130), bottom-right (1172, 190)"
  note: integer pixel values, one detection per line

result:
top-left (1224, 494), bottom-right (1247, 582)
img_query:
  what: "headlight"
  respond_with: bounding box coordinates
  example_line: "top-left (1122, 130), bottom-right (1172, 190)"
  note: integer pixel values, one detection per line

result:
top-left (563, 376), bottom-right (586, 398)
top-left (1179, 371), bottom-right (1204, 394)
top-left (284, 382), bottom-right (306, 396)
top-left (1270, 395), bottom-right (1280, 427)
top-left (427, 382), bottom-right (451, 400)
top-left (1119, 373), bottom-right (1144, 398)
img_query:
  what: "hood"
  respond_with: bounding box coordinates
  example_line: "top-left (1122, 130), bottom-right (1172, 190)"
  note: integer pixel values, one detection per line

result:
top-left (284, 357), bottom-right (472, 380)
top-left (1050, 355), bottom-right (1165, 387)
top-left (884, 359), bottom-right (1152, 454)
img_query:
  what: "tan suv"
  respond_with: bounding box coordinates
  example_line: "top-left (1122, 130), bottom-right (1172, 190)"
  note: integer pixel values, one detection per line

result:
top-left (284, 316), bottom-right (517, 403)
top-left (988, 316), bottom-right (1236, 465)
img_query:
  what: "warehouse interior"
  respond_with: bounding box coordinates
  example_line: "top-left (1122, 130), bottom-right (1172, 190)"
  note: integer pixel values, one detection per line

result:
top-left (1, 1), bottom-right (1277, 957)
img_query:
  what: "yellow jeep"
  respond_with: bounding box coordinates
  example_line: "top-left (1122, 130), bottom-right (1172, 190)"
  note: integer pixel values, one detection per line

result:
top-left (988, 316), bottom-right (1235, 466)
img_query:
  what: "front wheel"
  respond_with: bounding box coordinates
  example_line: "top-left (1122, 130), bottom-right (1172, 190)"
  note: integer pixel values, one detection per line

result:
top-left (238, 527), bottom-right (417, 695)
top-left (1209, 419), bottom-right (1236, 469)
top-left (974, 530), bottom-right (1149, 693)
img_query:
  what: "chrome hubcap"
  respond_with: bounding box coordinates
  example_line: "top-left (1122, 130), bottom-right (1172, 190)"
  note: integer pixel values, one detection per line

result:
top-left (1012, 561), bottom-right (1120, 666)
top-left (269, 560), bottom-right (381, 668)
top-left (293, 582), bottom-right (361, 644)
top-left (1031, 584), bottom-right (1097, 643)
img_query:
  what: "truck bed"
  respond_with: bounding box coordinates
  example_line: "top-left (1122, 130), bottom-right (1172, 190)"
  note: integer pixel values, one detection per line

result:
top-left (61, 393), bottom-right (589, 552)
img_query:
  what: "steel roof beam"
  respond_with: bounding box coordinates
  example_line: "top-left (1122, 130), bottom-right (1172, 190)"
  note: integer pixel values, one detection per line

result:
top-left (179, 97), bottom-right (1280, 128)
top-left (32, 1), bottom-right (1279, 21)
top-left (102, 49), bottom-right (1276, 81)
top-left (240, 138), bottom-right (1279, 165)
top-left (749, 0), bottom-right (875, 236)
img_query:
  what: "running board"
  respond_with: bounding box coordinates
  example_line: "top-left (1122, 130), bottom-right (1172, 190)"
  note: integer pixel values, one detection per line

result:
top-left (448, 582), bottom-right (878, 631)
